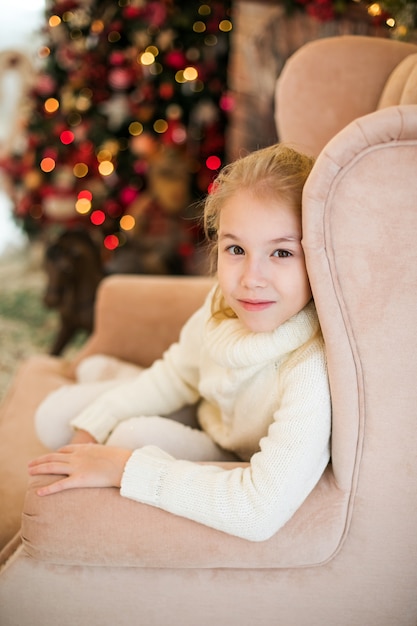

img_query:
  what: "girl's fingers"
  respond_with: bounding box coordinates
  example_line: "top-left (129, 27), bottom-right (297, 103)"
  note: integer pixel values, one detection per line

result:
top-left (29, 461), bottom-right (70, 476)
top-left (28, 456), bottom-right (68, 469)
top-left (28, 445), bottom-right (79, 470)
top-left (28, 451), bottom-right (75, 477)
top-left (36, 477), bottom-right (74, 496)
top-left (28, 444), bottom-right (130, 494)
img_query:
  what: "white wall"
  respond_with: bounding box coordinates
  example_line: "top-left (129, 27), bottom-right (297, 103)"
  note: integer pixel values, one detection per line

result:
top-left (0, 2), bottom-right (45, 256)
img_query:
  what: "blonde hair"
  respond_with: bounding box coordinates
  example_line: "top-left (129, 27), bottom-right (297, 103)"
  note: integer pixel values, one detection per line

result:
top-left (203, 143), bottom-right (315, 319)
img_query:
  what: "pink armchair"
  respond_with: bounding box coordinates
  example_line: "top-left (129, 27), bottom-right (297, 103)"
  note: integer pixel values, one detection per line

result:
top-left (275, 34), bottom-right (417, 156)
top-left (1, 36), bottom-right (417, 625)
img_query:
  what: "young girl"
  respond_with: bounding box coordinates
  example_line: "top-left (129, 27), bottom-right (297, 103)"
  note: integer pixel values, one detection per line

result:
top-left (29, 144), bottom-right (331, 542)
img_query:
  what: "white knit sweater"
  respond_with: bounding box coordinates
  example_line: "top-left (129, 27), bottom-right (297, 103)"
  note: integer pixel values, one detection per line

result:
top-left (71, 288), bottom-right (331, 541)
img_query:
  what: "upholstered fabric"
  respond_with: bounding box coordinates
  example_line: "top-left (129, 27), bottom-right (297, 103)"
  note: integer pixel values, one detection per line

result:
top-left (378, 52), bottom-right (417, 107)
top-left (0, 275), bottom-right (213, 552)
top-left (275, 35), bottom-right (417, 156)
top-left (0, 355), bottom-right (69, 549)
top-left (21, 466), bottom-right (347, 568)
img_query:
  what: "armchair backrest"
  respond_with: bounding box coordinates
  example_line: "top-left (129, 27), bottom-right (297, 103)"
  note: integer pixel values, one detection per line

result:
top-left (275, 35), bottom-right (417, 156)
top-left (302, 104), bottom-right (417, 596)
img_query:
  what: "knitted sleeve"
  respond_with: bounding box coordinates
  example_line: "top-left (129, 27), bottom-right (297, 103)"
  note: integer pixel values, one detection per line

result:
top-left (120, 344), bottom-right (331, 542)
top-left (70, 302), bottom-right (206, 443)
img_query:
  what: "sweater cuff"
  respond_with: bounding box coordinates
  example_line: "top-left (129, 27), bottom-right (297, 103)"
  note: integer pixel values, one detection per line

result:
top-left (120, 446), bottom-right (174, 505)
top-left (70, 407), bottom-right (117, 443)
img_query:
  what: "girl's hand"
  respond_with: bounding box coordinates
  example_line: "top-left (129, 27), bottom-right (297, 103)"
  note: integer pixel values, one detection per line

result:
top-left (28, 444), bottom-right (132, 496)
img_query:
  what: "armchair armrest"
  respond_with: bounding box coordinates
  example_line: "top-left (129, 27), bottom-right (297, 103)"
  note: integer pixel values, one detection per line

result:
top-left (22, 468), bottom-right (348, 569)
top-left (73, 274), bottom-right (213, 369)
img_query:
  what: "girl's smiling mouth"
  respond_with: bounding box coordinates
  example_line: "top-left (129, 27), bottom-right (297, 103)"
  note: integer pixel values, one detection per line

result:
top-left (238, 299), bottom-right (275, 312)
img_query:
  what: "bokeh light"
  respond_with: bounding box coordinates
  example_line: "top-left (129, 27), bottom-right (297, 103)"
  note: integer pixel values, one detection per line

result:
top-left (153, 119), bottom-right (168, 133)
top-left (98, 160), bottom-right (115, 176)
top-left (40, 157), bottom-right (56, 173)
top-left (60, 130), bottom-right (75, 145)
top-left (104, 234), bottom-right (119, 250)
top-left (206, 155), bottom-right (221, 170)
top-left (44, 98), bottom-right (59, 113)
top-left (140, 51), bottom-right (155, 65)
top-left (75, 198), bottom-right (91, 214)
top-left (49, 15), bottom-right (61, 27)
top-left (90, 210), bottom-right (105, 225)
top-left (128, 122), bottom-right (143, 136)
top-left (219, 20), bottom-right (232, 32)
top-left (120, 214), bottom-right (135, 231)
top-left (78, 189), bottom-right (93, 201)
top-left (183, 66), bottom-right (198, 81)
top-left (193, 21), bottom-right (206, 33)
top-left (73, 163), bottom-right (89, 178)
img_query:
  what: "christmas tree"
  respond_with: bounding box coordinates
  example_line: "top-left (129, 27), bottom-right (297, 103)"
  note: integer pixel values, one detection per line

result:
top-left (2, 0), bottom-right (232, 272)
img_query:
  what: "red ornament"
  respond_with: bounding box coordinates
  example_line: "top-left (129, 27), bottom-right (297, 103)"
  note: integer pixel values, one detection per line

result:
top-left (108, 67), bottom-right (133, 90)
top-left (159, 83), bottom-right (175, 99)
top-left (109, 51), bottom-right (125, 66)
top-left (60, 130), bottom-right (75, 145)
top-left (35, 74), bottom-right (56, 96)
top-left (165, 50), bottom-right (187, 70)
top-left (91, 210), bottom-right (105, 225)
top-left (119, 186), bottom-right (139, 206)
top-left (123, 6), bottom-right (141, 19)
top-left (104, 234), bottom-right (119, 250)
top-left (104, 199), bottom-right (122, 218)
top-left (206, 155), bottom-right (221, 171)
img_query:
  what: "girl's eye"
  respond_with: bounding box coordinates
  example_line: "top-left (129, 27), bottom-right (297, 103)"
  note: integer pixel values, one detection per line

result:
top-left (227, 245), bottom-right (244, 256)
top-left (273, 249), bottom-right (292, 258)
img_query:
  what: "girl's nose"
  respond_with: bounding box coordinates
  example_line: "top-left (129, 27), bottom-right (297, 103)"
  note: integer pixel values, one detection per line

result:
top-left (240, 257), bottom-right (267, 289)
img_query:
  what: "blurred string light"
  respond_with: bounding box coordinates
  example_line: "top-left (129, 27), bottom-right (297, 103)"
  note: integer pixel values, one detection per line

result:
top-left (60, 130), bottom-right (74, 144)
top-left (129, 122), bottom-right (143, 136)
top-left (206, 155), bottom-right (221, 170)
top-left (75, 198), bottom-right (91, 214)
top-left (40, 157), bottom-right (55, 173)
top-left (90, 210), bottom-right (105, 225)
top-left (365, 1), bottom-right (416, 36)
top-left (367, 2), bottom-right (385, 21)
top-left (49, 15), bottom-right (61, 28)
top-left (44, 97), bottom-right (59, 113)
top-left (262, 1), bottom-right (416, 36)
top-left (73, 163), bottom-right (88, 178)
top-left (75, 190), bottom-right (92, 215)
top-left (98, 160), bottom-right (114, 176)
top-left (360, 0), bottom-right (417, 40)
top-left (104, 234), bottom-right (119, 250)
top-left (120, 214), bottom-right (135, 230)
top-left (140, 51), bottom-right (155, 65)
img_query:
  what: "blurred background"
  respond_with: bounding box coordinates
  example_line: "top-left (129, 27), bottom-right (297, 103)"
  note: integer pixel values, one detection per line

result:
top-left (0, 1), bottom-right (53, 400)
top-left (0, 0), bottom-right (234, 396)
top-left (0, 0), bottom-right (414, 398)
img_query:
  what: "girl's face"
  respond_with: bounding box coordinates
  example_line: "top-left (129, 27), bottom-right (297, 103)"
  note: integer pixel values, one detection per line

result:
top-left (217, 189), bottom-right (312, 333)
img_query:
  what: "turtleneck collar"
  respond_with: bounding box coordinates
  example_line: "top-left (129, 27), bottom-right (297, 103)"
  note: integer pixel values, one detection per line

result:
top-left (204, 294), bottom-right (319, 369)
